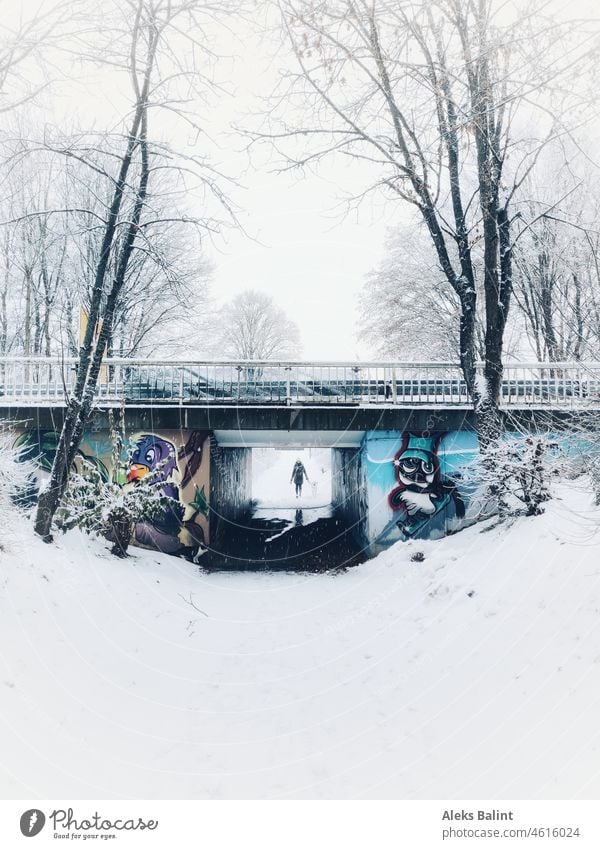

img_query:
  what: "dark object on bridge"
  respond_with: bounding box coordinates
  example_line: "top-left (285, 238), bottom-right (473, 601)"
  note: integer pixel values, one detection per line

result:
top-left (410, 551), bottom-right (425, 562)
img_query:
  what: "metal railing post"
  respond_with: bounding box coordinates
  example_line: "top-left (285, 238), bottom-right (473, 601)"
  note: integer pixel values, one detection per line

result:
top-left (285, 365), bottom-right (292, 405)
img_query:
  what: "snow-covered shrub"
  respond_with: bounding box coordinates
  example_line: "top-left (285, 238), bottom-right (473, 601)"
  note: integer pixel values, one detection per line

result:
top-left (586, 454), bottom-right (600, 506)
top-left (476, 435), bottom-right (562, 519)
top-left (0, 428), bottom-right (36, 549)
top-left (552, 428), bottom-right (600, 504)
top-left (57, 459), bottom-right (176, 557)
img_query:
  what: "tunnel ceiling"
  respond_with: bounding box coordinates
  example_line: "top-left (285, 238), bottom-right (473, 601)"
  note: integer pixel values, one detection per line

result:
top-left (212, 429), bottom-right (364, 448)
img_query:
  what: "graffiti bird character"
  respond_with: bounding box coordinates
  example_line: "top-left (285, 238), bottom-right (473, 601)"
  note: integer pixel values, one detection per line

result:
top-left (127, 434), bottom-right (185, 553)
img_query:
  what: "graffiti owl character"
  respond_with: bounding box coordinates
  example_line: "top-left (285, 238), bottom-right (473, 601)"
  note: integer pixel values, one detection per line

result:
top-left (388, 433), bottom-right (465, 533)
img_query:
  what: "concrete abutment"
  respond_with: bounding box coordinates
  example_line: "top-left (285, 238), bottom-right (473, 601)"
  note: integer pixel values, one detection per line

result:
top-left (6, 403), bottom-right (586, 564)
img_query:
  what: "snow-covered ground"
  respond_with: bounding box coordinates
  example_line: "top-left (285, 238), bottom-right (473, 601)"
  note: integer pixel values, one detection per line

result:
top-left (0, 479), bottom-right (599, 799)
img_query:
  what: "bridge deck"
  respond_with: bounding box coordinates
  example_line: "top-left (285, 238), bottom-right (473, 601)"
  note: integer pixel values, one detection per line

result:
top-left (1, 358), bottom-right (600, 409)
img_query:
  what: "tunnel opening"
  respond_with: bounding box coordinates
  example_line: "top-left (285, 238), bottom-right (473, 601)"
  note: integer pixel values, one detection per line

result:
top-left (253, 446), bottom-right (332, 517)
top-left (204, 443), bottom-right (367, 571)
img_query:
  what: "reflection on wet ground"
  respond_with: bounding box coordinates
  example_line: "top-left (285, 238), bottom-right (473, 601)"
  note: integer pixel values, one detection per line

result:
top-left (202, 501), bottom-right (365, 572)
top-left (253, 503), bottom-right (332, 530)
top-left (252, 504), bottom-right (332, 542)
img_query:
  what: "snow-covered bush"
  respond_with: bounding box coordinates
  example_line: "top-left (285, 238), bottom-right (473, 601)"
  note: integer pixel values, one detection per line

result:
top-left (585, 454), bottom-right (600, 506)
top-left (550, 428), bottom-right (600, 504)
top-left (57, 459), bottom-right (176, 557)
top-left (0, 428), bottom-right (36, 549)
top-left (476, 435), bottom-right (562, 519)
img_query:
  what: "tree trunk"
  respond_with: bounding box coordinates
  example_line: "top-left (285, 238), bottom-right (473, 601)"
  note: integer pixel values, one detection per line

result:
top-left (34, 11), bottom-right (155, 540)
top-left (107, 507), bottom-right (132, 558)
top-left (571, 273), bottom-right (584, 360)
top-left (23, 264), bottom-right (32, 356)
top-left (0, 288), bottom-right (6, 355)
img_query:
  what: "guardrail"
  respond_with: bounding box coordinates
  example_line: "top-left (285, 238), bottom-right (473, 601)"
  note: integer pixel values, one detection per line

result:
top-left (0, 357), bottom-right (599, 407)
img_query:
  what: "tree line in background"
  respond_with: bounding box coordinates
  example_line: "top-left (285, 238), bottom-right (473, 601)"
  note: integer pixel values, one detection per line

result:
top-left (0, 4), bottom-right (301, 366)
top-left (0, 142), bottom-right (214, 358)
top-left (359, 164), bottom-right (600, 365)
top-left (0, 137), bottom-right (300, 363)
top-left (0, 145), bottom-right (299, 362)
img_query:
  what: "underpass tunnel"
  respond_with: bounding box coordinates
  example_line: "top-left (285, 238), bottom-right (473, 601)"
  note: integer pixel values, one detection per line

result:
top-left (207, 431), bottom-right (367, 570)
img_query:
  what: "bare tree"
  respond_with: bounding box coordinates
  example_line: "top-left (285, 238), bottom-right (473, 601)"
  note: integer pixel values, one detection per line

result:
top-left (217, 288), bottom-right (301, 360)
top-left (513, 219), bottom-right (586, 362)
top-left (0, 128), bottom-right (214, 360)
top-left (0, 0), bottom-right (81, 114)
top-left (0, 1), bottom-right (86, 354)
top-left (512, 162), bottom-right (600, 362)
top-left (59, 161), bottom-right (214, 359)
top-left (0, 154), bottom-right (69, 356)
top-left (264, 0), bottom-right (597, 443)
top-left (0, 222), bottom-right (16, 354)
top-left (34, 0), bottom-right (235, 540)
top-left (358, 223), bottom-right (481, 361)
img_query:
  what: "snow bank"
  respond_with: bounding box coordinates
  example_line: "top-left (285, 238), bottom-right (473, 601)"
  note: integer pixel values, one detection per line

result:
top-left (0, 479), bottom-right (599, 799)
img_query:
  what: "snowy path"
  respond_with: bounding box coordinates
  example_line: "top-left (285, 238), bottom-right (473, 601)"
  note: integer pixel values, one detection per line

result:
top-left (0, 481), bottom-right (599, 799)
top-left (252, 447), bottom-right (331, 511)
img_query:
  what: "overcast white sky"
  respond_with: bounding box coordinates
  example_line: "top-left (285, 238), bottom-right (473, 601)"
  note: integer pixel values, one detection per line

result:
top-left (197, 14), bottom-right (396, 361)
top-left (9, 0), bottom-right (600, 360)
top-left (209, 164), bottom-right (390, 361)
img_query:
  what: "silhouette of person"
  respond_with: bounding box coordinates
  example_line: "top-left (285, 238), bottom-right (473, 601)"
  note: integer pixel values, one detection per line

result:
top-left (290, 458), bottom-right (309, 498)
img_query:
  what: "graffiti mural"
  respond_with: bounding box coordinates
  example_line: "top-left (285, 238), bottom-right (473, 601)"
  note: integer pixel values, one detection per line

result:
top-left (12, 427), bottom-right (211, 557)
top-left (388, 433), bottom-right (465, 537)
top-left (125, 431), bottom-right (209, 556)
top-left (362, 430), bottom-right (478, 548)
top-left (12, 429), bottom-right (109, 506)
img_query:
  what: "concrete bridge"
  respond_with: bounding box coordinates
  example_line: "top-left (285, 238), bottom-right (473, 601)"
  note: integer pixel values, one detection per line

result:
top-left (2, 357), bottom-right (599, 564)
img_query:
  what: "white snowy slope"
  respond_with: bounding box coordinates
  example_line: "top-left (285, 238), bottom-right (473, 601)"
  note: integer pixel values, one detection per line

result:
top-left (0, 479), bottom-right (599, 800)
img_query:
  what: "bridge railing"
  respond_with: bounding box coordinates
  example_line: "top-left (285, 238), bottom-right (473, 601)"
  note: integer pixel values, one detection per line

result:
top-left (0, 357), bottom-right (600, 407)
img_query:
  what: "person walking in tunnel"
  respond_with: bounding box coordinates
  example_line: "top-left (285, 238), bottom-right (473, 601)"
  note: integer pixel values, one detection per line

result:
top-left (290, 457), bottom-right (309, 498)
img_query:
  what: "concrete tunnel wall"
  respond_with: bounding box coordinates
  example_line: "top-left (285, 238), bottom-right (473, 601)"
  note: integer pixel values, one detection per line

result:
top-left (209, 437), bottom-right (253, 550)
top-left (358, 430), bottom-right (480, 555)
top-left (331, 447), bottom-right (369, 550)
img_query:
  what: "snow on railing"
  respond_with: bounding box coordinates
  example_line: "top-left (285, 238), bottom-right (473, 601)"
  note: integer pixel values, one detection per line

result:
top-left (0, 357), bottom-right (599, 407)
